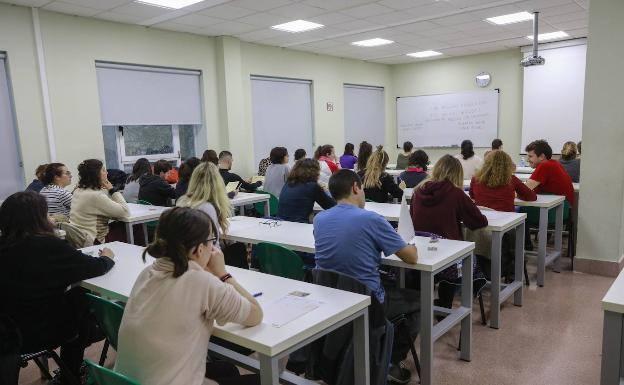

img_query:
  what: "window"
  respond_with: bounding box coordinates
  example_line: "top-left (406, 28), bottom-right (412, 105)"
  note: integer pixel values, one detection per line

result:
top-left (96, 62), bottom-right (203, 170)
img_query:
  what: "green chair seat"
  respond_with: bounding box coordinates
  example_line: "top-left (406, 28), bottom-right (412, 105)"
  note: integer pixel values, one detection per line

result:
top-left (255, 242), bottom-right (305, 281)
top-left (85, 360), bottom-right (141, 385)
top-left (254, 191), bottom-right (279, 217)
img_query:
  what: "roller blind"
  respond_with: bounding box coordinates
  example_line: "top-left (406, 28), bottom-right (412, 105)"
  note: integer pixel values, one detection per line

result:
top-left (344, 84), bottom-right (385, 147)
top-left (96, 62), bottom-right (202, 126)
top-left (251, 76), bottom-right (314, 166)
top-left (0, 56), bottom-right (25, 199)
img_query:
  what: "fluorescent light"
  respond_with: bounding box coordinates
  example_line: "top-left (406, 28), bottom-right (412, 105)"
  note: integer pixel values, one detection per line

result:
top-left (271, 20), bottom-right (324, 33)
top-left (406, 50), bottom-right (442, 58)
top-left (135, 0), bottom-right (204, 9)
top-left (527, 31), bottom-right (569, 41)
top-left (351, 38), bottom-right (394, 47)
top-left (486, 11), bottom-right (533, 25)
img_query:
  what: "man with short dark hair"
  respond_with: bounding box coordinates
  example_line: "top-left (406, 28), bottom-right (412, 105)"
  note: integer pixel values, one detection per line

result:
top-left (138, 159), bottom-right (176, 206)
top-left (217, 151), bottom-right (262, 192)
top-left (314, 169), bottom-right (419, 384)
top-left (525, 139), bottom-right (574, 205)
top-left (492, 138), bottom-right (503, 150)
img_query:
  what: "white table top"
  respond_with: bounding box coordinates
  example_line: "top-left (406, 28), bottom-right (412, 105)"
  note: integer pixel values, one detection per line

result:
top-left (314, 201), bottom-right (400, 221)
top-left (79, 242), bottom-right (370, 357)
top-left (515, 166), bottom-right (533, 174)
top-left (383, 235), bottom-right (475, 272)
top-left (121, 203), bottom-right (168, 223)
top-left (230, 192), bottom-right (270, 207)
top-left (603, 269), bottom-right (624, 314)
top-left (480, 210), bottom-right (526, 232)
top-left (386, 169), bottom-right (402, 177)
top-left (512, 194), bottom-right (565, 208)
top-left (387, 163), bottom-right (397, 170)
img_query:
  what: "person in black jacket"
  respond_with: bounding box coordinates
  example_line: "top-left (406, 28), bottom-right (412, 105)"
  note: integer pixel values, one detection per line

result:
top-left (398, 150), bottom-right (429, 188)
top-left (138, 159), bottom-right (176, 206)
top-left (0, 191), bottom-right (115, 385)
top-left (218, 151), bottom-right (262, 192)
top-left (357, 146), bottom-right (403, 203)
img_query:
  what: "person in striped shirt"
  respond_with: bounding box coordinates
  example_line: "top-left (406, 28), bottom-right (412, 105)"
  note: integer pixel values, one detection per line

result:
top-left (40, 163), bottom-right (73, 218)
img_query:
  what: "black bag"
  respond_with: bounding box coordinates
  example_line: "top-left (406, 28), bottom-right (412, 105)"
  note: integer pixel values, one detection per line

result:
top-left (222, 242), bottom-right (249, 269)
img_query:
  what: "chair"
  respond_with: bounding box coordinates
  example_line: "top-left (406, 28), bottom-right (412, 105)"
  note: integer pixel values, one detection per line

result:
top-left (18, 349), bottom-right (80, 385)
top-left (253, 191), bottom-right (279, 217)
top-left (84, 359), bottom-right (141, 385)
top-left (85, 294), bottom-right (124, 366)
top-left (255, 242), bottom-right (305, 281)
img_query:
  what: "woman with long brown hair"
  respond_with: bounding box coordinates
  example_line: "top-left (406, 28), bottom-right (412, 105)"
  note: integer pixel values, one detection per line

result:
top-left (358, 145), bottom-right (403, 203)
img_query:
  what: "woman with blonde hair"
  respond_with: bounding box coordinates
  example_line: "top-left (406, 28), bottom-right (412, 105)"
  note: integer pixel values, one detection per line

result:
top-left (357, 145), bottom-right (403, 203)
top-left (470, 150), bottom-right (536, 212)
top-left (559, 141), bottom-right (580, 182)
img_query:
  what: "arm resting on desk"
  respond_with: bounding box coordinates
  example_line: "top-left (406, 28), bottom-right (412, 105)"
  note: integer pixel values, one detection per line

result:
top-left (396, 244), bottom-right (418, 265)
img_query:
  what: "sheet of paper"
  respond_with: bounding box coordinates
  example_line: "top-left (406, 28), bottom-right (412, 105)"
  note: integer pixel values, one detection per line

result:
top-left (226, 181), bottom-right (240, 193)
top-left (262, 295), bottom-right (322, 328)
top-left (251, 175), bottom-right (265, 183)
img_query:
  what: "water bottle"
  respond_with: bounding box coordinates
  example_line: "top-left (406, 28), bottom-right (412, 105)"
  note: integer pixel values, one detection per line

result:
top-left (520, 156), bottom-right (526, 167)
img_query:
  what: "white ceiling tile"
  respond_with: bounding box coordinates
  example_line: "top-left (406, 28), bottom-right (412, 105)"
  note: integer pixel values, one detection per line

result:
top-left (515, 0), bottom-right (575, 11)
top-left (378, 0), bottom-right (435, 10)
top-left (433, 13), bottom-right (479, 27)
top-left (566, 27), bottom-right (588, 37)
top-left (299, 39), bottom-right (344, 49)
top-left (405, 1), bottom-right (458, 18)
top-left (307, 12), bottom-right (355, 26)
top-left (236, 11), bottom-right (291, 27)
top-left (42, 1), bottom-right (101, 17)
top-left (153, 21), bottom-right (204, 34)
top-left (268, 2), bottom-right (327, 18)
top-left (110, 2), bottom-right (172, 19)
top-left (395, 20), bottom-right (439, 33)
top-left (453, 20), bottom-right (502, 33)
top-left (438, 46), bottom-right (478, 56)
top-left (542, 10), bottom-right (586, 23)
top-left (417, 26), bottom-right (460, 38)
top-left (56, 0), bottom-right (128, 11)
top-left (400, 36), bottom-right (446, 49)
top-left (300, 0), bottom-right (377, 11)
top-left (339, 2), bottom-right (394, 18)
top-left (538, 3), bottom-right (584, 16)
top-left (471, 4), bottom-right (523, 19)
top-left (207, 21), bottom-right (258, 34)
top-left (170, 13), bottom-right (223, 27)
top-left (574, 0), bottom-right (588, 10)
top-left (235, 28), bottom-right (284, 41)
top-left (0, 0), bottom-right (52, 6)
top-left (94, 11), bottom-right (145, 24)
top-left (197, 4), bottom-right (256, 19)
top-left (502, 36), bottom-right (534, 47)
top-left (364, 11), bottom-right (421, 25)
top-left (549, 18), bottom-right (587, 31)
top-left (332, 18), bottom-right (382, 32)
top-left (228, 0), bottom-right (294, 12)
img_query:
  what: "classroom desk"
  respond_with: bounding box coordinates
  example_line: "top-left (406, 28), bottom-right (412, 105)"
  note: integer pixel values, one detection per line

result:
top-left (515, 166), bottom-right (533, 174)
top-left (121, 203), bottom-right (169, 245)
top-left (80, 242), bottom-right (371, 385)
top-left (600, 268), bottom-right (624, 385)
top-left (387, 163), bottom-right (397, 170)
top-left (386, 168), bottom-right (402, 182)
top-left (223, 216), bottom-right (475, 385)
top-left (231, 192), bottom-right (271, 216)
top-left (313, 201), bottom-right (400, 221)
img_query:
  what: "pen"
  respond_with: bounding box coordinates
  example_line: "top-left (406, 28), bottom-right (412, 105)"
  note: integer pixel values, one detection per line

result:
top-left (253, 292), bottom-right (263, 298)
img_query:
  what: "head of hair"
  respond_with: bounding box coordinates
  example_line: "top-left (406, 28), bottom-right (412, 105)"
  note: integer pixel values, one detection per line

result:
top-left (143, 207), bottom-right (216, 278)
top-left (201, 149), bottom-right (218, 165)
top-left (218, 150), bottom-right (232, 162)
top-left (269, 147), bottom-right (288, 164)
top-left (525, 139), bottom-right (552, 159)
top-left (343, 143), bottom-right (355, 156)
top-left (35, 164), bottom-right (48, 181)
top-left (128, 158), bottom-right (152, 182)
top-left (0, 191), bottom-right (54, 249)
top-left (422, 154), bottom-right (463, 189)
top-left (42, 163), bottom-right (66, 185)
top-left (153, 160), bottom-right (172, 175)
top-left (460, 140), bottom-right (475, 160)
top-left (287, 158), bottom-right (320, 185)
top-left (294, 148), bottom-right (306, 161)
top-left (178, 157), bottom-right (201, 184)
top-left (560, 141), bottom-right (578, 161)
top-left (363, 146), bottom-right (390, 189)
top-left (492, 138), bottom-right (503, 150)
top-left (577, 141), bottom-right (582, 154)
top-left (77, 159), bottom-right (104, 190)
top-left (475, 150), bottom-right (514, 188)
top-left (408, 150), bottom-right (429, 170)
top-left (356, 141), bottom-right (373, 171)
top-left (329, 169), bottom-right (362, 201)
top-left (317, 145), bottom-right (334, 158)
top-left (177, 162), bottom-right (231, 234)
top-left (403, 141), bottom-right (413, 153)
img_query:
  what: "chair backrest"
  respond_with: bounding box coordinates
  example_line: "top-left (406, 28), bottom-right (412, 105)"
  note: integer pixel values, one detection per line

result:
top-left (85, 294), bottom-right (124, 350)
top-left (85, 360), bottom-right (140, 385)
top-left (254, 191), bottom-right (279, 217)
top-left (255, 242), bottom-right (304, 280)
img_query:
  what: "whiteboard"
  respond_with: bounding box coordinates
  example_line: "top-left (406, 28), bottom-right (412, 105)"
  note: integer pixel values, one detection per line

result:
top-left (344, 84), bottom-right (385, 147)
top-left (521, 43), bottom-right (586, 153)
top-left (396, 90), bottom-right (499, 147)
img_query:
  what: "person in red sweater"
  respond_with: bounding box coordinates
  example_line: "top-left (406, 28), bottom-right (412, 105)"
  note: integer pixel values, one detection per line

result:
top-left (470, 150), bottom-right (537, 211)
top-left (410, 155), bottom-right (488, 308)
top-left (525, 140), bottom-right (575, 206)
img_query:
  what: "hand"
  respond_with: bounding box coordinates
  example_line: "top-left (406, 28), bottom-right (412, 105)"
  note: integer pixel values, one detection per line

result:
top-left (99, 247), bottom-right (115, 259)
top-left (205, 247), bottom-right (227, 278)
top-left (399, 180), bottom-right (407, 190)
top-left (101, 179), bottom-right (113, 190)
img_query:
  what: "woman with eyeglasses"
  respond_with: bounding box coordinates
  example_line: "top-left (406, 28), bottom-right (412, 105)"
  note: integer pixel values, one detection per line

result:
top-left (115, 207), bottom-right (263, 385)
top-left (39, 162), bottom-right (73, 218)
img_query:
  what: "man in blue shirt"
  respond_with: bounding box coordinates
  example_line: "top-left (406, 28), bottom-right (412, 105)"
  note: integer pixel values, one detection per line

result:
top-left (314, 169), bottom-right (419, 384)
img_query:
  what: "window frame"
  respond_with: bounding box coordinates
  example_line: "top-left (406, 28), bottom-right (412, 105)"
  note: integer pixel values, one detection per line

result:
top-left (115, 124), bottom-right (183, 167)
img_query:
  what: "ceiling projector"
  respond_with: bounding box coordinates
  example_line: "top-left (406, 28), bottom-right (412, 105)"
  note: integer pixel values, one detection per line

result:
top-left (521, 11), bottom-right (546, 67)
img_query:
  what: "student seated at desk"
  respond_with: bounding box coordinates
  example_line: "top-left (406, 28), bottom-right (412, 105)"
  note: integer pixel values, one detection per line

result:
top-left (277, 158), bottom-right (335, 223)
top-left (396, 141), bottom-right (413, 170)
top-left (263, 147), bottom-right (290, 198)
top-left (358, 146), bottom-right (403, 203)
top-left (175, 157), bottom-right (200, 199)
top-left (356, 140), bottom-right (373, 172)
top-left (315, 144), bottom-right (340, 186)
top-left (40, 162), bottom-right (73, 218)
top-left (410, 155), bottom-right (487, 308)
top-left (122, 158), bottom-right (150, 203)
top-left (339, 142), bottom-right (358, 169)
top-left (559, 141), bottom-right (580, 183)
top-left (294, 148), bottom-right (306, 161)
top-left (525, 140), bottom-right (575, 205)
top-left (70, 159), bottom-right (130, 245)
top-left (398, 150), bottom-right (429, 188)
top-left (314, 169), bottom-right (419, 384)
top-left (484, 138), bottom-right (503, 159)
top-left (0, 191), bottom-right (115, 385)
top-left (218, 151), bottom-right (262, 192)
top-left (25, 164), bottom-right (47, 193)
top-left (455, 140), bottom-right (483, 180)
top-left (115, 207), bottom-right (262, 385)
top-left (201, 149), bottom-right (219, 165)
top-left (138, 159), bottom-right (176, 206)
top-left (470, 150), bottom-right (536, 211)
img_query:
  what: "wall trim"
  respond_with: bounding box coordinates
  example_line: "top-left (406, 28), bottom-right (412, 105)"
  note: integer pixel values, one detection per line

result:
top-left (575, 255), bottom-right (624, 277)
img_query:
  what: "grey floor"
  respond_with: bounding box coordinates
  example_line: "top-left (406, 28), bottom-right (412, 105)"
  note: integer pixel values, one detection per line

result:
top-left (18, 256), bottom-right (613, 385)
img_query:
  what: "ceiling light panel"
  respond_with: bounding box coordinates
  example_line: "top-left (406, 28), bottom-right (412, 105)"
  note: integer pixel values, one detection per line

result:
top-left (406, 50), bottom-right (442, 58)
top-left (271, 19), bottom-right (324, 33)
top-left (527, 31), bottom-right (569, 41)
top-left (351, 38), bottom-right (394, 47)
top-left (486, 11), bottom-right (533, 25)
top-left (135, 0), bottom-right (204, 9)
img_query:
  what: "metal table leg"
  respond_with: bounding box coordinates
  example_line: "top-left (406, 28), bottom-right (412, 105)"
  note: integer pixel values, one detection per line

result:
top-left (125, 222), bottom-right (134, 245)
top-left (460, 253), bottom-right (473, 362)
top-left (420, 271), bottom-right (434, 385)
top-left (353, 311), bottom-right (370, 385)
top-left (142, 223), bottom-right (149, 245)
top-left (514, 223), bottom-right (525, 306)
top-left (601, 310), bottom-right (624, 385)
top-left (264, 198), bottom-right (270, 217)
top-left (553, 203), bottom-right (564, 273)
top-left (490, 232), bottom-right (503, 329)
top-left (259, 355), bottom-right (279, 385)
top-left (537, 207), bottom-right (548, 287)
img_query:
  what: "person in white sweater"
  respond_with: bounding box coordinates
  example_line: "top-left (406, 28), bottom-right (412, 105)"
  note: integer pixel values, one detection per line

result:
top-left (69, 159), bottom-right (129, 244)
top-left (263, 146), bottom-right (290, 198)
top-left (454, 139), bottom-right (483, 180)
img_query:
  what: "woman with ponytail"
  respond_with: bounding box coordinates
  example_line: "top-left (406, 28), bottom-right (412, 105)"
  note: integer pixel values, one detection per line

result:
top-left (454, 139), bottom-right (483, 179)
top-left (357, 146), bottom-right (404, 203)
top-left (316, 144), bottom-right (340, 186)
top-left (115, 207), bottom-right (263, 385)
